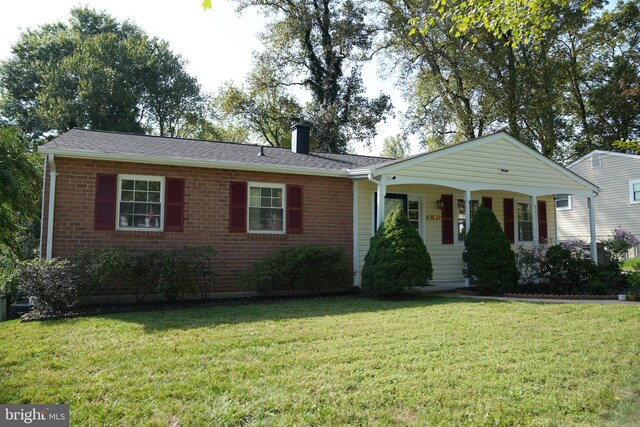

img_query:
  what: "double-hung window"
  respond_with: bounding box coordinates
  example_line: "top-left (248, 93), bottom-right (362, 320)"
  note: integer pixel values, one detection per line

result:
top-left (630, 180), bottom-right (640, 204)
top-left (517, 202), bottom-right (533, 241)
top-left (116, 175), bottom-right (164, 230)
top-left (457, 199), bottom-right (478, 241)
top-left (248, 183), bottom-right (285, 232)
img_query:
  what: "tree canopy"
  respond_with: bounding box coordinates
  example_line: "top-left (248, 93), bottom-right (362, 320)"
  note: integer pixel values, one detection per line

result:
top-left (0, 7), bottom-right (204, 140)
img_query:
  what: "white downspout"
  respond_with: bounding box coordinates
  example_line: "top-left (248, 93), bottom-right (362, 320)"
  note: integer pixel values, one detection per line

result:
top-left (352, 181), bottom-right (359, 287)
top-left (46, 154), bottom-right (57, 259)
top-left (367, 173), bottom-right (385, 229)
top-left (464, 190), bottom-right (471, 287)
top-left (38, 156), bottom-right (48, 258)
top-left (588, 194), bottom-right (598, 265)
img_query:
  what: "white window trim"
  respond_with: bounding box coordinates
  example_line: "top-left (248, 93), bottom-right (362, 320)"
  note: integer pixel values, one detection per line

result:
top-left (555, 194), bottom-right (572, 211)
top-left (630, 180), bottom-right (640, 204)
top-left (115, 174), bottom-right (165, 232)
top-left (247, 181), bottom-right (286, 234)
top-left (516, 200), bottom-right (534, 243)
top-left (455, 198), bottom-right (479, 245)
top-left (408, 195), bottom-right (424, 239)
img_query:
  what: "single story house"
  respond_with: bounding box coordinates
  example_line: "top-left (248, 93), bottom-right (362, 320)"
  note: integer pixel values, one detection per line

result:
top-left (38, 126), bottom-right (599, 295)
top-left (557, 150), bottom-right (640, 257)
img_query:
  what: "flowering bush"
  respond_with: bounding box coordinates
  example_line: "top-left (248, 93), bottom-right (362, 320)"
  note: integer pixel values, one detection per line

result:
top-left (602, 229), bottom-right (639, 263)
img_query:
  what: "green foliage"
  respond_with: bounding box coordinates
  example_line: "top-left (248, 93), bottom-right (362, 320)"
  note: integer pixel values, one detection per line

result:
top-left (361, 206), bottom-right (433, 297)
top-left (16, 258), bottom-right (78, 315)
top-left (602, 229), bottom-right (639, 264)
top-left (0, 7), bottom-right (204, 138)
top-left (0, 126), bottom-right (42, 256)
top-left (542, 245), bottom-right (593, 292)
top-left (230, 0), bottom-right (392, 153)
top-left (238, 245), bottom-right (351, 295)
top-left (380, 134), bottom-right (411, 159)
top-left (463, 205), bottom-right (518, 293)
top-left (622, 256), bottom-right (640, 272)
top-left (215, 77), bottom-right (302, 147)
top-left (73, 248), bottom-right (133, 303)
top-left (74, 246), bottom-right (217, 302)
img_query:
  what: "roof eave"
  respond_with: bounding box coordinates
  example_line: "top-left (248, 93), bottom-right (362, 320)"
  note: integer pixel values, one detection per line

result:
top-left (38, 147), bottom-right (352, 178)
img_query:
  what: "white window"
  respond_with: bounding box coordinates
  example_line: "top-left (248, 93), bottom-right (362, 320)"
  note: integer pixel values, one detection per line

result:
top-left (591, 154), bottom-right (601, 168)
top-left (630, 180), bottom-right (640, 204)
top-left (517, 202), bottom-right (533, 242)
top-left (556, 194), bottom-right (572, 210)
top-left (408, 200), bottom-right (420, 231)
top-left (457, 199), bottom-right (478, 241)
top-left (116, 175), bottom-right (164, 231)
top-left (248, 183), bottom-right (285, 233)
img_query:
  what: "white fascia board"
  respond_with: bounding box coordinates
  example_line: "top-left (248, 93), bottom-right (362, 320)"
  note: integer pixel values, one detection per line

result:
top-left (371, 132), bottom-right (599, 194)
top-left (37, 148), bottom-right (349, 178)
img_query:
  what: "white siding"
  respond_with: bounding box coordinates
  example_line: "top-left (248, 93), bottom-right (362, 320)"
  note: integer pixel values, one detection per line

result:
top-left (558, 152), bottom-right (640, 246)
top-left (354, 180), bottom-right (556, 284)
top-left (395, 139), bottom-right (589, 193)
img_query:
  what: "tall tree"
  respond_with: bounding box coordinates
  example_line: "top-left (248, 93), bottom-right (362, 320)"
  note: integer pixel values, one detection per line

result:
top-left (0, 125), bottom-right (41, 257)
top-left (228, 0), bottom-right (392, 153)
top-left (380, 134), bottom-right (411, 159)
top-left (0, 7), bottom-right (204, 140)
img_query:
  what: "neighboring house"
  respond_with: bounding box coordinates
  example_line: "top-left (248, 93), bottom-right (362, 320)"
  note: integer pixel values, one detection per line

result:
top-left (557, 150), bottom-right (640, 257)
top-left (39, 127), bottom-right (599, 296)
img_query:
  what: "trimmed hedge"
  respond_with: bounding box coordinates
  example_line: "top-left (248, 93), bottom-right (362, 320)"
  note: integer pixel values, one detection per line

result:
top-left (361, 206), bottom-right (433, 297)
top-left (17, 258), bottom-right (78, 315)
top-left (463, 205), bottom-right (518, 293)
top-left (237, 245), bottom-right (351, 295)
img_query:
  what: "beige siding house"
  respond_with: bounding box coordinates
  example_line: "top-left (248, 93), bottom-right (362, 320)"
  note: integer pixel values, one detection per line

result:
top-left (557, 150), bottom-right (640, 256)
top-left (352, 132), bottom-right (599, 285)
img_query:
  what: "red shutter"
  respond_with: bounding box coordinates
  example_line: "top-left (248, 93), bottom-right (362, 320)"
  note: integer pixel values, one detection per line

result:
top-left (94, 173), bottom-right (117, 230)
top-left (287, 185), bottom-right (303, 233)
top-left (482, 197), bottom-right (493, 210)
top-left (503, 198), bottom-right (515, 244)
top-left (441, 194), bottom-right (454, 244)
top-left (164, 178), bottom-right (185, 232)
top-left (229, 181), bottom-right (247, 232)
top-left (537, 200), bottom-right (548, 243)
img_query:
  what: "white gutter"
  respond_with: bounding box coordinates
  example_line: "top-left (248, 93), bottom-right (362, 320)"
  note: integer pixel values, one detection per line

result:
top-left (46, 154), bottom-right (57, 259)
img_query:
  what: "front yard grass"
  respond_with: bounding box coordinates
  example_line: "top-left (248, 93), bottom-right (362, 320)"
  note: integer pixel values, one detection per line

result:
top-left (1, 296), bottom-right (638, 426)
top-left (622, 256), bottom-right (640, 271)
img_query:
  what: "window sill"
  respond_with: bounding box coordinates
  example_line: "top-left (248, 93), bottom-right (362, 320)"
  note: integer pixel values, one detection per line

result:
top-left (246, 233), bottom-right (288, 240)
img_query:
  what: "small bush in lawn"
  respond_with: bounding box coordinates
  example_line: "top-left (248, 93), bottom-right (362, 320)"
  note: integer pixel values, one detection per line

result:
top-left (361, 206), bottom-right (433, 297)
top-left (16, 258), bottom-right (78, 315)
top-left (463, 205), bottom-right (518, 293)
top-left (238, 245), bottom-right (350, 295)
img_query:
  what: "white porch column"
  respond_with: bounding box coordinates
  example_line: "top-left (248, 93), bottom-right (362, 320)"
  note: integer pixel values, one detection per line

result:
top-left (465, 190), bottom-right (471, 287)
top-left (530, 195), bottom-right (539, 248)
top-left (588, 196), bottom-right (598, 264)
top-left (376, 178), bottom-right (386, 229)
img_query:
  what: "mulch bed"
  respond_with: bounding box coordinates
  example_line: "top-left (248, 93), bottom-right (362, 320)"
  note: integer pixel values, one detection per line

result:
top-left (20, 289), bottom-right (362, 322)
top-left (456, 288), bottom-right (619, 300)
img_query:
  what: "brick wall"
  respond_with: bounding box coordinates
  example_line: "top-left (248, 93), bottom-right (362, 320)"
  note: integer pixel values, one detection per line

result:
top-left (41, 158), bottom-right (354, 295)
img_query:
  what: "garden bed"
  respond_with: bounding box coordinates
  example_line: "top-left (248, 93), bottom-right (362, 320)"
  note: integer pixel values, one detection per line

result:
top-left (19, 289), bottom-right (361, 322)
top-left (456, 288), bottom-right (621, 300)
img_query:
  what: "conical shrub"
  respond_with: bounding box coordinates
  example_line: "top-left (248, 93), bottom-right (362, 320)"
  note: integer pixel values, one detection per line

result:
top-left (463, 204), bottom-right (518, 292)
top-left (361, 205), bottom-right (433, 296)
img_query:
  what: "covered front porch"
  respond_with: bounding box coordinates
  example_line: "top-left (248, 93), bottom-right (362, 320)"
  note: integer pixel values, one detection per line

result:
top-left (350, 132), bottom-right (600, 286)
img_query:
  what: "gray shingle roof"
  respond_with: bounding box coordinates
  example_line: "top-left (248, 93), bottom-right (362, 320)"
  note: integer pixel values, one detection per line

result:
top-left (39, 128), bottom-right (389, 173)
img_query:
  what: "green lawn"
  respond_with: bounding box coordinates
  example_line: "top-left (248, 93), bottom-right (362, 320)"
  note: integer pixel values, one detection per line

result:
top-left (1, 296), bottom-right (639, 426)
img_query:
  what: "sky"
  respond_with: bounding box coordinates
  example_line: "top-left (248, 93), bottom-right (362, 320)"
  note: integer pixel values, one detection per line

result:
top-left (0, 0), bottom-right (411, 156)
